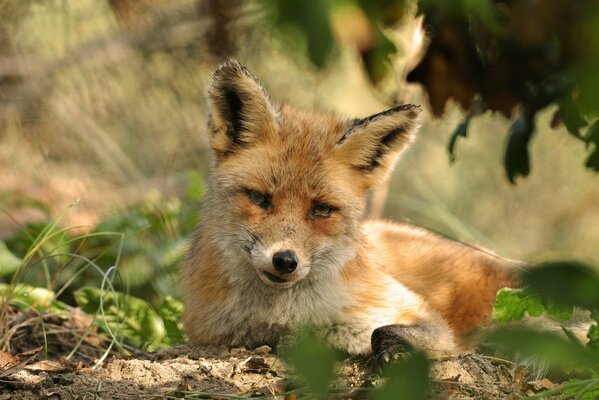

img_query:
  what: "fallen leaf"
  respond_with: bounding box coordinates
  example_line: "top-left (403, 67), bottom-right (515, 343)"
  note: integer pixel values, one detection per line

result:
top-left (0, 351), bottom-right (18, 368)
top-left (17, 346), bottom-right (44, 358)
top-left (25, 360), bottom-right (72, 373)
top-left (527, 378), bottom-right (558, 392)
top-left (241, 357), bottom-right (272, 374)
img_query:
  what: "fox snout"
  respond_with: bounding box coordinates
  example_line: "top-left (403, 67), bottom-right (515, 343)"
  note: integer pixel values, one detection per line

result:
top-left (272, 250), bottom-right (298, 274)
top-left (249, 240), bottom-right (310, 287)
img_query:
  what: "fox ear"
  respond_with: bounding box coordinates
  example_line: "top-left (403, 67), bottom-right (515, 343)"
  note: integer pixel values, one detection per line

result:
top-left (335, 104), bottom-right (421, 188)
top-left (207, 60), bottom-right (278, 157)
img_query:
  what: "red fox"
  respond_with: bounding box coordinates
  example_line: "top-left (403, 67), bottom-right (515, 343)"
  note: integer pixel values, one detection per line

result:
top-left (181, 60), bottom-right (522, 358)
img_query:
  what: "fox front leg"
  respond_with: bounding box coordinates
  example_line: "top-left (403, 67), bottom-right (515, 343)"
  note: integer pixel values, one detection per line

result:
top-left (371, 322), bottom-right (457, 370)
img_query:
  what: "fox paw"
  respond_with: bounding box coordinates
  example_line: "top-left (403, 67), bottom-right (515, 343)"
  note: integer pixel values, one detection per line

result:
top-left (372, 342), bottom-right (413, 373)
top-left (371, 325), bottom-right (416, 373)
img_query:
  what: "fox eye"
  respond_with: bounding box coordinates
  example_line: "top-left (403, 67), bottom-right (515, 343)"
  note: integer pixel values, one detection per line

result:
top-left (311, 204), bottom-right (334, 219)
top-left (246, 189), bottom-right (270, 209)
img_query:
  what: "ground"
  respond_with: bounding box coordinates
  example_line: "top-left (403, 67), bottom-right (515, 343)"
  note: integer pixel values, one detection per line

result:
top-left (1, 341), bottom-right (545, 399)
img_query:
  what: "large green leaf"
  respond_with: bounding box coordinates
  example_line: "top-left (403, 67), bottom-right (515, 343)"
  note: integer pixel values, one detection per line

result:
top-left (504, 112), bottom-right (535, 184)
top-left (524, 261), bottom-right (599, 310)
top-left (486, 327), bottom-right (597, 368)
top-left (264, 0), bottom-right (335, 67)
top-left (585, 119), bottom-right (599, 171)
top-left (157, 295), bottom-right (185, 345)
top-left (373, 351), bottom-right (430, 400)
top-left (558, 97), bottom-right (587, 139)
top-left (282, 329), bottom-right (341, 396)
top-left (74, 287), bottom-right (166, 350)
top-left (493, 288), bottom-right (544, 322)
top-left (493, 287), bottom-right (573, 323)
top-left (0, 283), bottom-right (70, 312)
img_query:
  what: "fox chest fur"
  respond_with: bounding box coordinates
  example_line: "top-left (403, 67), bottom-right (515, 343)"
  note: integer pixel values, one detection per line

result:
top-left (181, 60), bottom-right (520, 356)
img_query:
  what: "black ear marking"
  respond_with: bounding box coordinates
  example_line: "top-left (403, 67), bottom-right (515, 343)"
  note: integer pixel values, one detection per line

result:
top-left (207, 60), bottom-right (278, 157)
top-left (223, 88), bottom-right (244, 145)
top-left (340, 103), bottom-right (421, 144)
top-left (335, 104), bottom-right (421, 178)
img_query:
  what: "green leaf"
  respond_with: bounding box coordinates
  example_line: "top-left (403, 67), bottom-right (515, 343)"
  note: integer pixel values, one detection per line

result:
top-left (373, 351), bottom-right (430, 400)
top-left (264, 0), bottom-right (334, 67)
top-left (588, 324), bottom-right (599, 356)
top-left (493, 287), bottom-right (574, 324)
top-left (186, 170), bottom-right (205, 202)
top-left (493, 288), bottom-right (544, 323)
top-left (74, 287), bottom-right (166, 350)
top-left (545, 299), bottom-right (574, 321)
top-left (282, 329), bottom-right (341, 396)
top-left (586, 147), bottom-right (599, 171)
top-left (157, 295), bottom-right (185, 345)
top-left (524, 261), bottom-right (599, 310)
top-left (0, 283), bottom-right (70, 312)
top-left (585, 120), bottom-right (599, 171)
top-left (486, 327), bottom-right (597, 368)
top-left (558, 97), bottom-right (587, 139)
top-left (0, 241), bottom-right (21, 277)
top-left (504, 111), bottom-right (535, 184)
top-left (361, 28), bottom-right (397, 83)
top-left (448, 116), bottom-right (471, 162)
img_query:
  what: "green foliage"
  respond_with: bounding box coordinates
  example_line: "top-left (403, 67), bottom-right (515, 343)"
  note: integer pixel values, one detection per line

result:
top-left (588, 324), bottom-right (599, 356)
top-left (373, 351), bottom-right (429, 400)
top-left (157, 295), bottom-right (185, 346)
top-left (0, 178), bottom-right (200, 354)
top-left (524, 261), bottom-right (599, 310)
top-left (74, 287), bottom-right (184, 351)
top-left (262, 0), bottom-right (599, 180)
top-left (491, 261), bottom-right (599, 398)
top-left (0, 241), bottom-right (21, 277)
top-left (86, 193), bottom-right (194, 301)
top-left (504, 111), bottom-right (535, 184)
top-left (281, 329), bottom-right (342, 396)
top-left (0, 282), bottom-right (70, 313)
top-left (263, 0), bottom-right (335, 68)
top-left (262, 0), bottom-right (407, 82)
top-left (584, 120), bottom-right (599, 171)
top-left (283, 329), bottom-right (431, 399)
top-left (486, 327), bottom-right (596, 368)
top-left (448, 116), bottom-right (471, 162)
top-left (493, 288), bottom-right (572, 323)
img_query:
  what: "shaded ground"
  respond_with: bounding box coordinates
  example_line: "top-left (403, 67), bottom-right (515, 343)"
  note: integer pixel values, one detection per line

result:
top-left (1, 341), bottom-right (544, 399)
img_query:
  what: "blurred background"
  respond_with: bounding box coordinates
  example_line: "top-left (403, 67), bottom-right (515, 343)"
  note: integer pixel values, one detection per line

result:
top-left (0, 0), bottom-right (598, 305)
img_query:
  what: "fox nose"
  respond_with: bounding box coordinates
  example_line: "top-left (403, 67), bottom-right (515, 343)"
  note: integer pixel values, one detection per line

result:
top-left (272, 250), bottom-right (298, 274)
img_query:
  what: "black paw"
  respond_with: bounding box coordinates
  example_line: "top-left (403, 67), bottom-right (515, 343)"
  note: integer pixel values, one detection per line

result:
top-left (372, 342), bottom-right (413, 373)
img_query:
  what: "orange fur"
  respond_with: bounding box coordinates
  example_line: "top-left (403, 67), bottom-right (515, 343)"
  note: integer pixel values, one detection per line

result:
top-left (181, 60), bottom-right (521, 355)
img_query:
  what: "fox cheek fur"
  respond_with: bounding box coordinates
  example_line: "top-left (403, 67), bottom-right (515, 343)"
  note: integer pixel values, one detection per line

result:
top-left (181, 60), bottom-right (521, 356)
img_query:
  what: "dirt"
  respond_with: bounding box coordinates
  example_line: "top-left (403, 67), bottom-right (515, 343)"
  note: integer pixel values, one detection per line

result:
top-left (0, 341), bottom-right (545, 400)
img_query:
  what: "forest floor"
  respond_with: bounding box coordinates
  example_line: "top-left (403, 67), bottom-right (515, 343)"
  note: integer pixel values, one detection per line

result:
top-left (0, 312), bottom-right (543, 400)
top-left (0, 345), bottom-right (538, 399)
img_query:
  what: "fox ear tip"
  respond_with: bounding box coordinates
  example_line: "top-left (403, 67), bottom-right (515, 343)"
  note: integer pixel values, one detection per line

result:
top-left (395, 103), bottom-right (423, 118)
top-left (211, 59), bottom-right (248, 79)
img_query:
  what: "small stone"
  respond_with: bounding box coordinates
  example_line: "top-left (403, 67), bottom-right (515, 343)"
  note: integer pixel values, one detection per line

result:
top-left (229, 347), bottom-right (246, 355)
top-left (197, 360), bottom-right (212, 372)
top-left (254, 345), bottom-right (272, 355)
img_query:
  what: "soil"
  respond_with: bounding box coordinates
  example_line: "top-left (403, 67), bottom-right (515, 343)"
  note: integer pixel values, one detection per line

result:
top-left (0, 341), bottom-right (547, 400)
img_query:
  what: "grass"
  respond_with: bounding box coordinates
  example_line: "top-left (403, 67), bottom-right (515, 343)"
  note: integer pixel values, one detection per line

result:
top-left (0, 198), bottom-right (188, 365)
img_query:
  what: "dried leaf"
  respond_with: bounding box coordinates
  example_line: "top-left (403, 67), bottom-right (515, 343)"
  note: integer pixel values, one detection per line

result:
top-left (527, 378), bottom-right (558, 392)
top-left (0, 351), bottom-right (18, 368)
top-left (25, 360), bottom-right (72, 373)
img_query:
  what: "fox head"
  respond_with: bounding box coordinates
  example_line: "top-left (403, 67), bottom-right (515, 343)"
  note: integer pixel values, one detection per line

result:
top-left (203, 60), bottom-right (421, 288)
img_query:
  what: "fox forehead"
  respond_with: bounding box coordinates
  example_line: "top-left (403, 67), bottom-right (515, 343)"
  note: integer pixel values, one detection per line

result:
top-left (214, 106), bottom-right (361, 198)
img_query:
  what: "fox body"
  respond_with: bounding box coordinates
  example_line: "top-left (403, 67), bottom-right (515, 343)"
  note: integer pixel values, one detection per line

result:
top-left (181, 60), bottom-right (521, 356)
